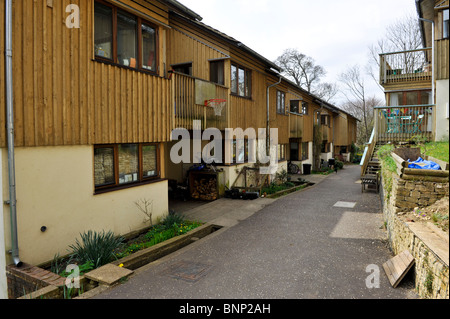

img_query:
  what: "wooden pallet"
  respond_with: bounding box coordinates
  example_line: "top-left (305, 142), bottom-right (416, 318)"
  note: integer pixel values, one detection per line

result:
top-left (383, 250), bottom-right (415, 288)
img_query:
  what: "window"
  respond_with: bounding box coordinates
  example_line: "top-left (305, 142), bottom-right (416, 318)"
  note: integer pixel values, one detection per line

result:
top-left (142, 22), bottom-right (157, 71)
top-left (301, 142), bottom-right (309, 161)
top-left (321, 142), bottom-right (330, 153)
top-left (302, 102), bottom-right (309, 115)
top-left (172, 63), bottom-right (192, 75)
top-left (389, 90), bottom-right (432, 106)
top-left (232, 139), bottom-right (248, 164)
top-left (117, 10), bottom-right (137, 67)
top-left (94, 1), bottom-right (158, 73)
top-left (210, 60), bottom-right (225, 85)
top-left (444, 9), bottom-right (449, 39)
top-left (277, 91), bottom-right (286, 114)
top-left (320, 115), bottom-right (330, 127)
top-left (94, 2), bottom-right (113, 59)
top-left (290, 100), bottom-right (300, 114)
top-left (94, 143), bottom-right (160, 191)
top-left (231, 63), bottom-right (251, 98)
top-left (277, 144), bottom-right (287, 161)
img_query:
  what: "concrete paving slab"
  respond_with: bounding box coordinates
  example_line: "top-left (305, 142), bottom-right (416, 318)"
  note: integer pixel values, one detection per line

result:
top-left (85, 264), bottom-right (133, 286)
top-left (333, 201), bottom-right (357, 208)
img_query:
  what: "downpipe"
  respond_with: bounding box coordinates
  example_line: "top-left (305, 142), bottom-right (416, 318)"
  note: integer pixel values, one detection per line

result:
top-left (5, 0), bottom-right (22, 267)
top-left (266, 75), bottom-right (282, 153)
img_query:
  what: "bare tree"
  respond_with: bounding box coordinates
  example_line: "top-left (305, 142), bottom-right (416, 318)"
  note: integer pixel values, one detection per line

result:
top-left (368, 13), bottom-right (422, 86)
top-left (340, 96), bottom-right (384, 145)
top-left (275, 48), bottom-right (326, 93)
top-left (314, 82), bottom-right (339, 103)
top-left (339, 65), bottom-right (375, 144)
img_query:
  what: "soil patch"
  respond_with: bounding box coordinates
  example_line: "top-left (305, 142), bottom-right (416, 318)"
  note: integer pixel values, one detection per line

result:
top-left (398, 197), bottom-right (449, 233)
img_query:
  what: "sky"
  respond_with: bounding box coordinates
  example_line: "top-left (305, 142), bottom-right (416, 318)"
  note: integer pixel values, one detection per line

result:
top-left (177, 0), bottom-right (419, 106)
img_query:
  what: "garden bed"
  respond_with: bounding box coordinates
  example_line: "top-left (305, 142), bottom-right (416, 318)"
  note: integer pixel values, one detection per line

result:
top-left (263, 180), bottom-right (315, 198)
top-left (18, 219), bottom-right (221, 299)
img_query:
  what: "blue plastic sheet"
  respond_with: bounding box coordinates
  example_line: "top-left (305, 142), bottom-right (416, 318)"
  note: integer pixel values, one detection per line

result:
top-left (407, 157), bottom-right (441, 170)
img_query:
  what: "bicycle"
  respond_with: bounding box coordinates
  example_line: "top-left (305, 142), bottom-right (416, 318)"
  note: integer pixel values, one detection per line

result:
top-left (288, 161), bottom-right (300, 174)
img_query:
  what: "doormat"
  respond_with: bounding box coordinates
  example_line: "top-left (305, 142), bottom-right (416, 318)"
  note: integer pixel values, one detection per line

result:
top-left (162, 260), bottom-right (213, 283)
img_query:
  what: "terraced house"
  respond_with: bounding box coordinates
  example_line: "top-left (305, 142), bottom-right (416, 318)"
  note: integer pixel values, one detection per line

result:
top-left (0, 0), bottom-right (357, 291)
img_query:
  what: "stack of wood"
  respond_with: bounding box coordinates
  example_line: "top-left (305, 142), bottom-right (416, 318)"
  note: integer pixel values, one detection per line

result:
top-left (191, 178), bottom-right (218, 201)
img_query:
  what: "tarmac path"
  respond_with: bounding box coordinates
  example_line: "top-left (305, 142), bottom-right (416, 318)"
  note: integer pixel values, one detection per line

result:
top-left (94, 164), bottom-right (417, 299)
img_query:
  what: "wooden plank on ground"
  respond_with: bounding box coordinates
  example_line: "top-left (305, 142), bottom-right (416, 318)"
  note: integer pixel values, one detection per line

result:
top-left (382, 250), bottom-right (415, 288)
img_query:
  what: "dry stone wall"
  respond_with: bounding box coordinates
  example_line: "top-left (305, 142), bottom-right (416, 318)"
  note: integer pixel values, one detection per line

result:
top-left (382, 171), bottom-right (449, 299)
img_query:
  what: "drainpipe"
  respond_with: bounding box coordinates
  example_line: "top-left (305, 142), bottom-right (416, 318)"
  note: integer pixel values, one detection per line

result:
top-left (5, 0), bottom-right (22, 267)
top-left (418, 17), bottom-right (435, 105)
top-left (266, 75), bottom-right (282, 153)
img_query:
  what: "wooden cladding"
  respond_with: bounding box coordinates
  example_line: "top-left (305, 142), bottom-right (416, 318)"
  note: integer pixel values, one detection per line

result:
top-left (0, 0), bottom-right (172, 148)
top-left (436, 39), bottom-right (449, 80)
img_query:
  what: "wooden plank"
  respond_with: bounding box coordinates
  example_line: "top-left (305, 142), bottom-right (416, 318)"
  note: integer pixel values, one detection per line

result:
top-left (382, 250), bottom-right (415, 288)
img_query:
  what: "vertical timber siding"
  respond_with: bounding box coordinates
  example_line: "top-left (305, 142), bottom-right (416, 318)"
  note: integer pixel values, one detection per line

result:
top-left (0, 0), bottom-right (172, 148)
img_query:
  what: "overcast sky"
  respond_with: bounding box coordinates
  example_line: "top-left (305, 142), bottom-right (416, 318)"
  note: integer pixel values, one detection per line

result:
top-left (178, 0), bottom-right (418, 106)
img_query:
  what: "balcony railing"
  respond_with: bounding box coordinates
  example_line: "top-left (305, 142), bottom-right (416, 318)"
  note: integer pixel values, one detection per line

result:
top-left (380, 48), bottom-right (432, 85)
top-left (172, 72), bottom-right (228, 131)
top-left (374, 104), bottom-right (435, 143)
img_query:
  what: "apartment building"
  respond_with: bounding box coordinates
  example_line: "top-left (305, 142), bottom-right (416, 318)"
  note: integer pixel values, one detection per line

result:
top-left (0, 0), bottom-right (357, 275)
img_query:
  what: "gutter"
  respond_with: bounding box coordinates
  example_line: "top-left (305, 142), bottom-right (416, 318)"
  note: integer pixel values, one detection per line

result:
top-left (5, 0), bottom-right (22, 267)
top-left (266, 75), bottom-right (282, 153)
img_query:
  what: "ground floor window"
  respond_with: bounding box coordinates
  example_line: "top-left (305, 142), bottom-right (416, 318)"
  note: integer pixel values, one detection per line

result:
top-left (301, 142), bottom-right (309, 161)
top-left (94, 143), bottom-right (160, 191)
top-left (321, 142), bottom-right (330, 153)
top-left (277, 144), bottom-right (287, 161)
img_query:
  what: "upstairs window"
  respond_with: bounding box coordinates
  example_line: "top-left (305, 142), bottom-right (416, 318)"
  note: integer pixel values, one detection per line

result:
top-left (277, 91), bottom-right (286, 114)
top-left (320, 115), bottom-right (330, 127)
top-left (290, 100), bottom-right (300, 114)
top-left (231, 63), bottom-right (251, 98)
top-left (302, 102), bottom-right (309, 115)
top-left (210, 60), bottom-right (225, 85)
top-left (94, 1), bottom-right (158, 73)
top-left (444, 9), bottom-right (449, 39)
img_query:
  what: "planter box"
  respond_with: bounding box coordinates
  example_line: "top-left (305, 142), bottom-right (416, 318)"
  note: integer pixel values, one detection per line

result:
top-left (110, 223), bottom-right (220, 270)
top-left (392, 148), bottom-right (449, 182)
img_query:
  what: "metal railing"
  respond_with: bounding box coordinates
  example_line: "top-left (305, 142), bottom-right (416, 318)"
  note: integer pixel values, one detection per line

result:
top-left (374, 104), bottom-right (435, 143)
top-left (380, 48), bottom-right (432, 85)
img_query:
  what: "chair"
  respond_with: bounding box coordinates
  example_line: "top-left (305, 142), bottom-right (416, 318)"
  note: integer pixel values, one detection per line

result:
top-left (383, 111), bottom-right (398, 133)
top-left (411, 114), bottom-right (424, 134)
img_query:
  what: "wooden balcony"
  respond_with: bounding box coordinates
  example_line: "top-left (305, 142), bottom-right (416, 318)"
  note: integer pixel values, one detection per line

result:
top-left (171, 72), bottom-right (228, 131)
top-left (380, 48), bottom-right (432, 87)
top-left (289, 112), bottom-right (303, 138)
top-left (374, 105), bottom-right (435, 143)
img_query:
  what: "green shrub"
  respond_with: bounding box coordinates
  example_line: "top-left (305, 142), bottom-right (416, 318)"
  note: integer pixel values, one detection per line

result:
top-left (69, 230), bottom-right (124, 269)
top-left (162, 210), bottom-right (185, 228)
top-left (335, 160), bottom-right (344, 170)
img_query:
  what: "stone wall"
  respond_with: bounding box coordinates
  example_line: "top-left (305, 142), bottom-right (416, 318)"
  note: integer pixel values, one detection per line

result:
top-left (391, 176), bottom-right (449, 213)
top-left (381, 172), bottom-right (449, 299)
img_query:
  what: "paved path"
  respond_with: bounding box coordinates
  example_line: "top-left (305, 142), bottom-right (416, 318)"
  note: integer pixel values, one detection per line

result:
top-left (94, 165), bottom-right (417, 299)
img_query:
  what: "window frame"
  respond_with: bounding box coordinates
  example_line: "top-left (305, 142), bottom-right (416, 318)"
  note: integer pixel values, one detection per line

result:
top-left (230, 63), bottom-right (252, 98)
top-left (388, 90), bottom-right (432, 106)
top-left (210, 60), bottom-right (225, 85)
top-left (277, 90), bottom-right (286, 115)
top-left (443, 9), bottom-right (449, 39)
top-left (94, 0), bottom-right (159, 75)
top-left (94, 143), bottom-right (161, 193)
top-left (302, 102), bottom-right (309, 115)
